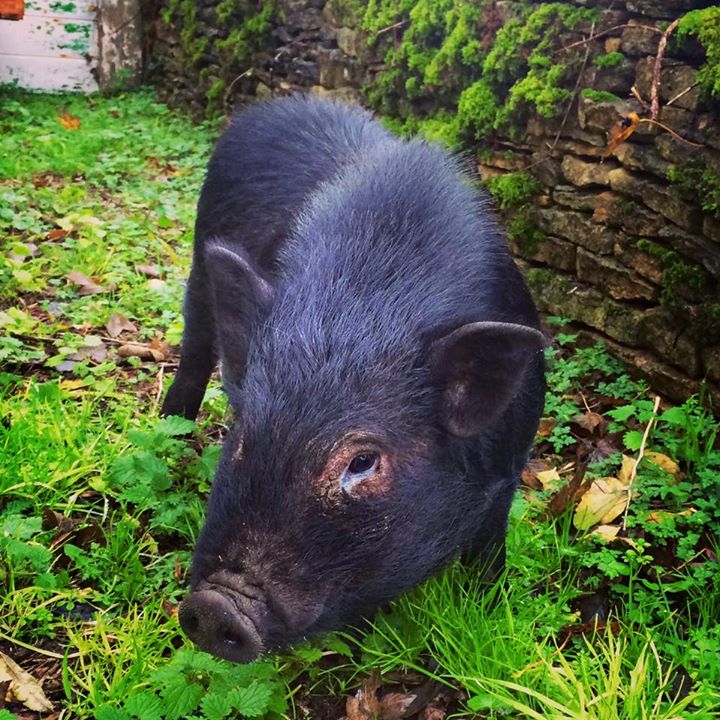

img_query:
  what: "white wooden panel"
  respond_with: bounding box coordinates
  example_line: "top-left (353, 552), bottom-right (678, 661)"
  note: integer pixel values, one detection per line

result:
top-left (24, 0), bottom-right (95, 21)
top-left (0, 16), bottom-right (97, 59)
top-left (0, 53), bottom-right (98, 91)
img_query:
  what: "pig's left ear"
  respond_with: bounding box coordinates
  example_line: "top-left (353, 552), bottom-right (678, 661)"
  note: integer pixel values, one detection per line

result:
top-left (205, 242), bottom-right (275, 385)
top-left (429, 321), bottom-right (546, 437)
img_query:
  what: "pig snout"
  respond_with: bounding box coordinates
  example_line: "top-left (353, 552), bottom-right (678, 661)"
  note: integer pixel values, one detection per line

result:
top-left (179, 569), bottom-right (327, 662)
top-left (179, 589), bottom-right (263, 663)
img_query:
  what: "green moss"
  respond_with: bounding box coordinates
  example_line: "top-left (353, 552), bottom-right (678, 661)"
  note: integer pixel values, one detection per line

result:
top-left (580, 88), bottom-right (622, 103)
top-left (158, 0), bottom-right (276, 116)
top-left (457, 79), bottom-right (499, 140)
top-left (509, 214), bottom-right (545, 254)
top-left (678, 6), bottom-right (720, 98)
top-left (363, 1), bottom-right (600, 137)
top-left (593, 51), bottom-right (624, 69)
top-left (667, 166), bottom-right (720, 219)
top-left (416, 112), bottom-right (460, 148)
top-left (637, 240), bottom-right (708, 306)
top-left (485, 171), bottom-right (542, 210)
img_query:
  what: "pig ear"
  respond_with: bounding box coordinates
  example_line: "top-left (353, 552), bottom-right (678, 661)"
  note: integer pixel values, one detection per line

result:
top-left (204, 241), bottom-right (274, 384)
top-left (429, 321), bottom-right (546, 438)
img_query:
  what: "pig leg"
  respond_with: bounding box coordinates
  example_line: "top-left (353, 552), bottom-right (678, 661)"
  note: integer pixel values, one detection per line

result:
top-left (463, 485), bottom-right (515, 583)
top-left (161, 263), bottom-right (217, 420)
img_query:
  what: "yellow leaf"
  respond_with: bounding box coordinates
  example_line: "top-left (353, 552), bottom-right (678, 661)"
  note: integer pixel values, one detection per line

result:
top-left (644, 451), bottom-right (680, 479)
top-left (647, 508), bottom-right (695, 523)
top-left (617, 455), bottom-right (637, 486)
top-left (574, 476), bottom-right (630, 530)
top-left (536, 468), bottom-right (564, 493)
top-left (57, 112), bottom-right (80, 130)
top-left (0, 651), bottom-right (53, 713)
top-left (590, 524), bottom-right (620, 542)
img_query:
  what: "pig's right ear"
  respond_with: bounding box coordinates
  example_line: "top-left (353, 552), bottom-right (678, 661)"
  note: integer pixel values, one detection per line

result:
top-left (204, 242), bottom-right (274, 384)
top-left (429, 321), bottom-right (546, 438)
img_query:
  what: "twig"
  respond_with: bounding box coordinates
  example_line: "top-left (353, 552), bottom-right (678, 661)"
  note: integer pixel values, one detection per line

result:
top-left (651, 18), bottom-right (679, 120)
top-left (555, 23), bottom-right (663, 55)
top-left (622, 395), bottom-right (661, 531)
top-left (665, 81), bottom-right (699, 108)
top-left (376, 19), bottom-right (410, 37)
top-left (153, 364), bottom-right (165, 413)
top-left (0, 630), bottom-right (80, 660)
top-left (637, 117), bottom-right (703, 147)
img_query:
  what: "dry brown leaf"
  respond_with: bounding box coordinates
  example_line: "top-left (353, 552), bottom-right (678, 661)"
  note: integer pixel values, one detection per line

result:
top-left (105, 312), bottom-right (137, 338)
top-left (135, 263), bottom-right (160, 278)
top-left (67, 270), bottom-right (106, 296)
top-left (47, 228), bottom-right (69, 241)
top-left (117, 343), bottom-right (165, 362)
top-left (574, 476), bottom-right (631, 530)
top-left (537, 417), bottom-right (556, 438)
top-left (0, 651), bottom-right (53, 712)
top-left (423, 703), bottom-right (446, 720)
top-left (604, 112), bottom-right (640, 157)
top-left (380, 692), bottom-right (417, 720)
top-left (346, 671), bottom-right (382, 720)
top-left (57, 113), bottom-right (80, 130)
top-left (617, 454), bottom-right (637, 485)
top-left (573, 411), bottom-right (606, 434)
top-left (647, 508), bottom-right (695, 523)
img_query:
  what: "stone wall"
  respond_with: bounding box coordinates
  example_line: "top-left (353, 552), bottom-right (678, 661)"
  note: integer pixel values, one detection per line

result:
top-left (144, 0), bottom-right (720, 403)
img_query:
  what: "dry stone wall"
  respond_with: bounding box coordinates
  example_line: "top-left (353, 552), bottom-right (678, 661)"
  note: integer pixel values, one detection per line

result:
top-left (145, 0), bottom-right (720, 403)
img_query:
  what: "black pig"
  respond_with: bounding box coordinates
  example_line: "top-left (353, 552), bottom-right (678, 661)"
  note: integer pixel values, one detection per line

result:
top-left (162, 96), bottom-right (545, 663)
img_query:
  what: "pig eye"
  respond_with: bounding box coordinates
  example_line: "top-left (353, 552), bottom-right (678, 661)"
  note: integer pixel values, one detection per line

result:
top-left (341, 453), bottom-right (379, 490)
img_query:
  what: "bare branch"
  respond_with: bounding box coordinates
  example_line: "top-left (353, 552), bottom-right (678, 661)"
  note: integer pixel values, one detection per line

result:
top-left (651, 18), bottom-right (680, 120)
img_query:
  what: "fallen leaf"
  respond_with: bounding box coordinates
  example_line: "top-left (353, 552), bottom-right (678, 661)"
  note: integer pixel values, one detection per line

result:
top-left (105, 312), bottom-right (137, 338)
top-left (644, 451), bottom-right (680, 479)
top-left (589, 524), bottom-right (620, 542)
top-left (146, 278), bottom-right (167, 291)
top-left (47, 228), bottom-right (69, 241)
top-left (380, 692), bottom-right (417, 719)
top-left (57, 113), bottom-right (80, 130)
top-left (0, 651), bottom-right (53, 712)
top-left (41, 507), bottom-right (75, 535)
top-left (647, 508), bottom-right (695, 523)
top-left (521, 457), bottom-right (552, 489)
top-left (346, 671), bottom-right (382, 720)
top-left (536, 468), bottom-right (564, 493)
top-left (537, 417), bottom-right (556, 438)
top-left (423, 703), bottom-right (446, 720)
top-left (617, 454), bottom-right (637, 485)
top-left (135, 263), bottom-right (160, 278)
top-left (67, 271), bottom-right (106, 296)
top-left (572, 411), bottom-right (606, 434)
top-left (117, 342), bottom-right (165, 362)
top-left (574, 476), bottom-right (631, 530)
top-left (604, 112), bottom-right (640, 157)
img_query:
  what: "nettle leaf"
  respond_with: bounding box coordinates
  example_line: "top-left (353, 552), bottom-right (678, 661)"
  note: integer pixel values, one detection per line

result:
top-left (156, 415), bottom-right (196, 437)
top-left (95, 706), bottom-right (131, 720)
top-left (0, 514), bottom-right (42, 541)
top-left (607, 405), bottom-right (637, 422)
top-left (292, 645), bottom-right (323, 663)
top-left (161, 679), bottom-right (204, 720)
top-left (200, 692), bottom-right (233, 720)
top-left (110, 452), bottom-right (170, 493)
top-left (623, 430), bottom-right (644, 452)
top-left (124, 691), bottom-right (163, 720)
top-left (228, 681), bottom-right (276, 718)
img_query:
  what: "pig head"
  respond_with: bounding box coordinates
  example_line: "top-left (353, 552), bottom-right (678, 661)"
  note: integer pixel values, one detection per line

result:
top-left (164, 97), bottom-right (546, 663)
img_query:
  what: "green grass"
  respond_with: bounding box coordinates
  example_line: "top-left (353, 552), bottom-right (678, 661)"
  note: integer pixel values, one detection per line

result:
top-left (1, 88), bottom-right (719, 719)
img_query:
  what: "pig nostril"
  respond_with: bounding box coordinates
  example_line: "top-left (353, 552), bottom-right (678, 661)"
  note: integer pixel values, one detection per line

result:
top-left (179, 590), bottom-right (263, 664)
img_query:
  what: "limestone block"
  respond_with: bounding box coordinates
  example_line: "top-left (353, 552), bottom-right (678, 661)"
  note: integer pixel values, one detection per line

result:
top-left (561, 155), bottom-right (617, 187)
top-left (534, 208), bottom-right (617, 254)
top-left (608, 168), bottom-right (702, 232)
top-left (576, 247), bottom-right (658, 301)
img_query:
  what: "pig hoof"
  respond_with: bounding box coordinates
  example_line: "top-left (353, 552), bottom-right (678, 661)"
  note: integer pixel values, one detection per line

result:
top-left (179, 590), bottom-right (263, 663)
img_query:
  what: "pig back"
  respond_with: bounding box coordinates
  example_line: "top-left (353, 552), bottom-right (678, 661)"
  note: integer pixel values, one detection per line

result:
top-left (194, 97), bottom-right (391, 272)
